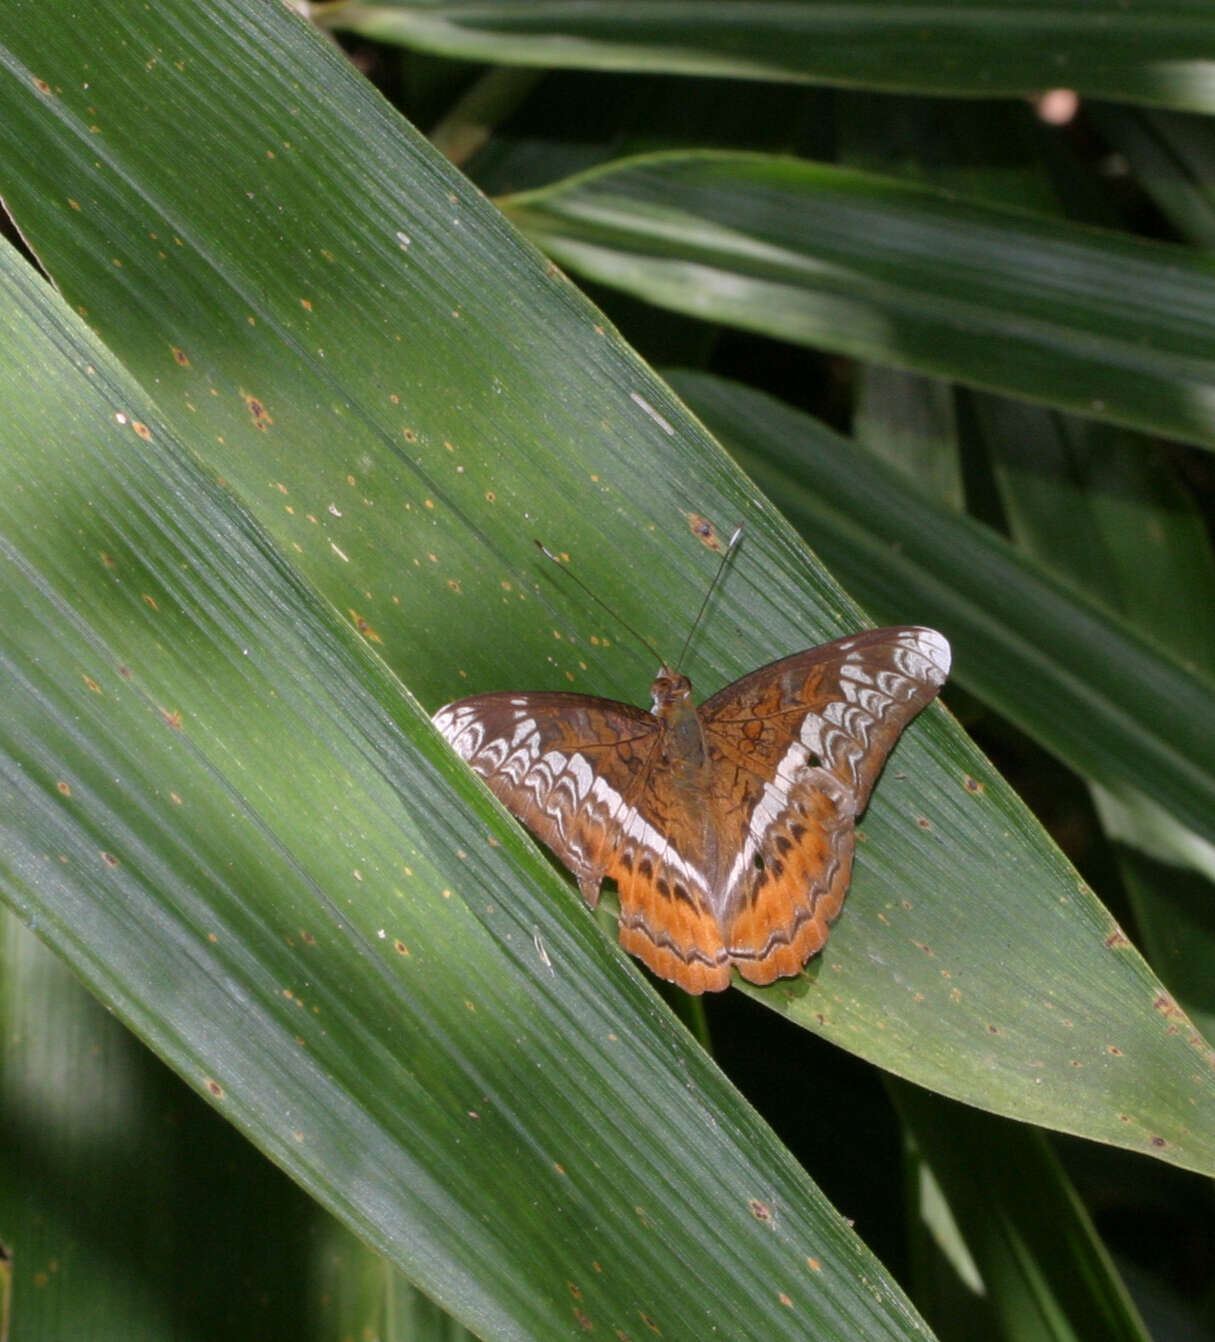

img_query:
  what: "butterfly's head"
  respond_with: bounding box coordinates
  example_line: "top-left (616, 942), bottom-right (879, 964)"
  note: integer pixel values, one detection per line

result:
top-left (650, 668), bottom-right (693, 713)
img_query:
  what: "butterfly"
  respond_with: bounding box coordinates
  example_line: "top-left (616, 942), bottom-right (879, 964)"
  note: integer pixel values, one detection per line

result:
top-left (434, 623), bottom-right (950, 994)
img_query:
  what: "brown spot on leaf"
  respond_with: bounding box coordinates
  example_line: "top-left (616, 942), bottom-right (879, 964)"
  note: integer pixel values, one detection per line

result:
top-left (1105, 928), bottom-right (1131, 949)
top-left (687, 513), bottom-right (725, 550)
top-left (964, 775), bottom-right (984, 794)
top-left (101, 851), bottom-right (119, 867)
top-left (205, 1078), bottom-right (225, 1099)
top-left (56, 781), bottom-right (71, 796)
top-left (749, 1198), bottom-right (773, 1223)
top-left (244, 393), bottom-right (273, 430)
top-left (349, 610), bottom-right (382, 643)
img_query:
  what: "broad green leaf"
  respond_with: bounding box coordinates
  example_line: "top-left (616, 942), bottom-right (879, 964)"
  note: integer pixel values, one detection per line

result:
top-left (502, 150), bottom-right (1215, 452)
top-left (0, 241), bottom-right (932, 1342)
top-left (0, 908), bottom-right (407, 1341)
top-left (324, 1), bottom-right (1215, 115)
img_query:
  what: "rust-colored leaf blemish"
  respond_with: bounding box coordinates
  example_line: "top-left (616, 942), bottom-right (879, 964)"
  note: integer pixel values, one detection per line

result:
top-left (749, 1198), bottom-right (773, 1223)
top-left (687, 513), bottom-right (724, 550)
top-left (142, 593), bottom-right (159, 611)
top-left (553, 1162), bottom-right (566, 1175)
top-left (987, 1024), bottom-right (999, 1034)
top-left (568, 1282), bottom-right (583, 1301)
top-left (778, 1292), bottom-right (793, 1308)
top-left (807, 1257), bottom-right (822, 1272)
top-left (640, 1312), bottom-right (661, 1335)
top-left (1107, 1045), bottom-right (1124, 1056)
top-left (33, 76), bottom-right (51, 94)
top-left (244, 392), bottom-right (273, 430)
top-left (100, 551), bottom-right (117, 568)
top-left (160, 708), bottom-right (183, 729)
top-left (403, 427), bottom-right (418, 443)
top-left (393, 939), bottom-right (410, 956)
top-left (964, 775), bottom-right (984, 794)
top-left (573, 1306), bottom-right (594, 1331)
top-left (83, 675), bottom-right (101, 693)
top-left (205, 1078), bottom-right (225, 1099)
top-left (349, 610), bottom-right (382, 643)
top-left (56, 781), bottom-right (71, 796)
top-left (300, 297), bottom-right (313, 311)
top-left (300, 929), bottom-right (315, 945)
top-left (1105, 928), bottom-right (1131, 949)
top-left (916, 816), bottom-right (932, 830)
top-left (1153, 993), bottom-right (1185, 1018)
top-left (133, 420), bottom-right (151, 440)
top-left (101, 851), bottom-right (119, 867)
top-left (172, 346), bottom-right (190, 366)
top-left (912, 940), bottom-right (934, 956)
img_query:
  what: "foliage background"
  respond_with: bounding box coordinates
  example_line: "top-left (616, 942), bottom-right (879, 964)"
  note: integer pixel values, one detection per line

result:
top-left (2, 3), bottom-right (1214, 1340)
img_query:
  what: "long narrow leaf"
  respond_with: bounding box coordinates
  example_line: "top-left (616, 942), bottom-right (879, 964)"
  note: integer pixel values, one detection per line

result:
top-left (327, 1), bottom-right (1215, 115)
top-left (0, 243), bottom-right (933, 1342)
top-left (504, 150), bottom-right (1215, 452)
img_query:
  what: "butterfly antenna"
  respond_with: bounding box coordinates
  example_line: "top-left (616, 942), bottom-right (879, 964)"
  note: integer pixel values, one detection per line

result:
top-left (534, 540), bottom-right (667, 667)
top-left (675, 523), bottom-right (743, 671)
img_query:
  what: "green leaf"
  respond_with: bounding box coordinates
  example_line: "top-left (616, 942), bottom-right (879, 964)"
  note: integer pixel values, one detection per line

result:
top-left (0, 239), bottom-right (928, 1342)
top-left (0, 907), bottom-right (409, 1340)
top-left (324, 1), bottom-right (1215, 114)
top-left (895, 1082), bottom-right (1152, 1342)
top-left (502, 150), bottom-right (1215, 452)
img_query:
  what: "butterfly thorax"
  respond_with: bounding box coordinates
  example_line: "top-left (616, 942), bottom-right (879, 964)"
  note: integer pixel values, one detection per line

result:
top-left (649, 668), bottom-right (709, 784)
